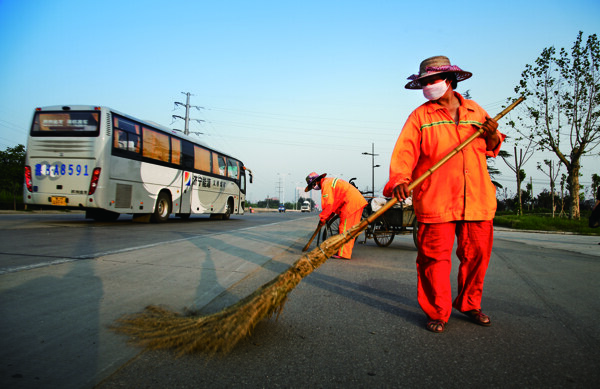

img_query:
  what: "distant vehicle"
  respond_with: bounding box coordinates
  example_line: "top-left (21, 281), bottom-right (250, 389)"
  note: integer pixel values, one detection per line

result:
top-left (278, 204), bottom-right (286, 213)
top-left (23, 105), bottom-right (252, 222)
top-left (300, 201), bottom-right (311, 212)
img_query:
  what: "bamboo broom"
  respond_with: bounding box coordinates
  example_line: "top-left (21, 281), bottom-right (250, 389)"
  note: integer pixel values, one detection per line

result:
top-left (112, 96), bottom-right (524, 355)
top-left (302, 223), bottom-right (323, 251)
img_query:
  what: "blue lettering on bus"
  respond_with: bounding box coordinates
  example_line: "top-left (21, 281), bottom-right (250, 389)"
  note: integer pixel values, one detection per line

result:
top-left (34, 163), bottom-right (90, 177)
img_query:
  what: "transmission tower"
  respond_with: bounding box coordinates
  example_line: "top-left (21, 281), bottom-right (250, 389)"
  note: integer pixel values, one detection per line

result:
top-left (276, 176), bottom-right (284, 204)
top-left (172, 92), bottom-right (204, 135)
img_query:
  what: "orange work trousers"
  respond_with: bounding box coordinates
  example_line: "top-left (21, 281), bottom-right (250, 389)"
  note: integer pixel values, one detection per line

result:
top-left (416, 220), bottom-right (493, 322)
top-left (337, 207), bottom-right (365, 259)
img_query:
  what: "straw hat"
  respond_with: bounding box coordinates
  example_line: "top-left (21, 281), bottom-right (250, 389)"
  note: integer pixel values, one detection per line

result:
top-left (405, 55), bottom-right (472, 90)
top-left (305, 172), bottom-right (326, 192)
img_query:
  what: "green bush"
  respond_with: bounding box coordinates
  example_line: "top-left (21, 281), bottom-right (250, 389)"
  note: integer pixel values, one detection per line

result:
top-left (0, 189), bottom-right (25, 210)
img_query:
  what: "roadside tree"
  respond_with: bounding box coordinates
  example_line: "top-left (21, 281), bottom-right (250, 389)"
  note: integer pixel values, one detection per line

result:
top-left (0, 144), bottom-right (26, 210)
top-left (513, 31), bottom-right (600, 219)
top-left (499, 142), bottom-right (534, 215)
top-left (537, 159), bottom-right (561, 217)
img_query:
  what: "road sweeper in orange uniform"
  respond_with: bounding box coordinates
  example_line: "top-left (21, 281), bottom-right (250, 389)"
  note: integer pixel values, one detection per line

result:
top-left (305, 172), bottom-right (367, 259)
top-left (383, 56), bottom-right (505, 333)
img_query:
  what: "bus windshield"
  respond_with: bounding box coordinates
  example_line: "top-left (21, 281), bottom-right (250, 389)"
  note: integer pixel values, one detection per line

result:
top-left (31, 111), bottom-right (100, 136)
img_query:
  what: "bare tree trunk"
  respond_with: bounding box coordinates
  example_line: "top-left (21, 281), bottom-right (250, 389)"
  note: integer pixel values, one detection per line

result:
top-left (517, 178), bottom-right (522, 215)
top-left (551, 186), bottom-right (555, 218)
top-left (550, 162), bottom-right (555, 218)
top-left (515, 149), bottom-right (523, 216)
top-left (569, 164), bottom-right (581, 219)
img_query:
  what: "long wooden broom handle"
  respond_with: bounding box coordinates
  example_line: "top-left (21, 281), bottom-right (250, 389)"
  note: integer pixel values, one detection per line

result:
top-left (302, 223), bottom-right (323, 251)
top-left (357, 96), bottom-right (525, 229)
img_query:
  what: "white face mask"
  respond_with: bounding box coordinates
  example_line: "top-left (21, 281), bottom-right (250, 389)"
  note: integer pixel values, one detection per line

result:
top-left (313, 183), bottom-right (321, 190)
top-left (422, 79), bottom-right (449, 100)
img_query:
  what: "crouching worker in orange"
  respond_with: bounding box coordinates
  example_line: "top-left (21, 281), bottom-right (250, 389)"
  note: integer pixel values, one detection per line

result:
top-left (383, 56), bottom-right (505, 333)
top-left (305, 172), bottom-right (367, 260)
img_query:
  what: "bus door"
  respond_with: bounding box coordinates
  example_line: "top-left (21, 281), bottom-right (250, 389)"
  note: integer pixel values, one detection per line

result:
top-left (179, 171), bottom-right (193, 215)
top-left (178, 142), bottom-right (196, 215)
top-left (227, 159), bottom-right (242, 213)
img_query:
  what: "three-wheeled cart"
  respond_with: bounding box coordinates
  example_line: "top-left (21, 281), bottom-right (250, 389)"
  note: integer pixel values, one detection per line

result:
top-left (321, 198), bottom-right (419, 249)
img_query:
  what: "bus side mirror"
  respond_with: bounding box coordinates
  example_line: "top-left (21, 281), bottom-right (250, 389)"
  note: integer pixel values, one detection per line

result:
top-left (243, 167), bottom-right (253, 184)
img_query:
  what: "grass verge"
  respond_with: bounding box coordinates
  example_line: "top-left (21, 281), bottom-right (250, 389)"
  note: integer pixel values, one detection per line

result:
top-left (493, 213), bottom-right (600, 236)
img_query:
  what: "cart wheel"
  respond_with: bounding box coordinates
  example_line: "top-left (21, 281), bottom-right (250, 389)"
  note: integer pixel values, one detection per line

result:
top-left (322, 215), bottom-right (340, 241)
top-left (373, 221), bottom-right (395, 247)
top-left (412, 218), bottom-right (419, 249)
top-left (362, 225), bottom-right (371, 244)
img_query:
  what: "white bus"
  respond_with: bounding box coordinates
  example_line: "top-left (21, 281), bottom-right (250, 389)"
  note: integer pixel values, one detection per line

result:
top-left (23, 105), bottom-right (252, 222)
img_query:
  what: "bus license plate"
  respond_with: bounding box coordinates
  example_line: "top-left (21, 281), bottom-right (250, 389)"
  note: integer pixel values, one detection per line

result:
top-left (51, 196), bottom-right (67, 206)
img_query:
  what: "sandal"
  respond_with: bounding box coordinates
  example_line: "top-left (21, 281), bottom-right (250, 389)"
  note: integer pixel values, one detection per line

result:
top-left (462, 309), bottom-right (491, 326)
top-left (426, 320), bottom-right (446, 333)
top-left (331, 255), bottom-right (349, 260)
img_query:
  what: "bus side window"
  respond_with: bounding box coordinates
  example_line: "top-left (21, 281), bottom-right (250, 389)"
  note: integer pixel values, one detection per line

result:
top-left (143, 127), bottom-right (169, 162)
top-left (114, 129), bottom-right (125, 149)
top-left (171, 138), bottom-right (181, 165)
top-left (240, 174), bottom-right (246, 192)
top-left (194, 145), bottom-right (211, 172)
top-left (227, 159), bottom-right (239, 179)
top-left (182, 141), bottom-right (194, 169)
top-left (113, 116), bottom-right (140, 154)
top-left (129, 134), bottom-right (140, 153)
top-left (217, 155), bottom-right (227, 176)
top-left (212, 153), bottom-right (219, 175)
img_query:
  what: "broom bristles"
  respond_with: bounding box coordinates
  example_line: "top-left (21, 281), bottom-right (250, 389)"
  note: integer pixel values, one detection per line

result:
top-left (112, 225), bottom-right (365, 355)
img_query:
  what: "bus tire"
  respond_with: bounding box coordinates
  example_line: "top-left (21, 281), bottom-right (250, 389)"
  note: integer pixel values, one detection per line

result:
top-left (222, 199), bottom-right (233, 220)
top-left (151, 192), bottom-right (171, 223)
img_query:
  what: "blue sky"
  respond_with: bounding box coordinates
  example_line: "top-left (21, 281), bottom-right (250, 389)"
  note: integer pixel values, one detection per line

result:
top-left (1, 0), bottom-right (599, 203)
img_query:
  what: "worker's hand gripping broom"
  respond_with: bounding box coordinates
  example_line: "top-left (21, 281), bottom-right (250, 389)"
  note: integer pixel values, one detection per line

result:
top-left (113, 97), bottom-right (524, 355)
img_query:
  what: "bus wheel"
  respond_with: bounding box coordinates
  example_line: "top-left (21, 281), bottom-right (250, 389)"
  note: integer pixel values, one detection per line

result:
top-left (222, 199), bottom-right (233, 220)
top-left (151, 192), bottom-right (171, 223)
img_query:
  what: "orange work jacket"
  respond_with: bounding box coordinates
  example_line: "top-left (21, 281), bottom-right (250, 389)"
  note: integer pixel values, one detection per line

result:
top-left (320, 177), bottom-right (367, 224)
top-left (383, 92), bottom-right (506, 223)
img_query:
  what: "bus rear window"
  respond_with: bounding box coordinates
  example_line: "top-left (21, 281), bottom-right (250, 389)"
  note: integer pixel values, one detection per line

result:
top-left (31, 111), bottom-right (100, 136)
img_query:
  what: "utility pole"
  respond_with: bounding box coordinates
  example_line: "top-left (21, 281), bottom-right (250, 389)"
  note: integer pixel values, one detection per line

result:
top-left (276, 173), bottom-right (290, 204)
top-left (173, 92), bottom-right (204, 135)
top-left (276, 176), bottom-right (283, 204)
top-left (362, 143), bottom-right (380, 197)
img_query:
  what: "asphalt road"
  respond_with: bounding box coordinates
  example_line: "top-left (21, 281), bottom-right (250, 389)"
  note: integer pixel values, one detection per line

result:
top-left (1, 212), bottom-right (599, 388)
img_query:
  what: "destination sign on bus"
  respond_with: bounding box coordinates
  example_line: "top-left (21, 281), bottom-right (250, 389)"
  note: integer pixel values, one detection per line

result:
top-left (32, 112), bottom-right (100, 133)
